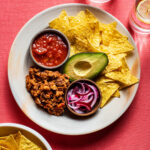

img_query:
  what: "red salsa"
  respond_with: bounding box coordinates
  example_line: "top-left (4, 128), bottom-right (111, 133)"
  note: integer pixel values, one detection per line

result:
top-left (32, 33), bottom-right (68, 67)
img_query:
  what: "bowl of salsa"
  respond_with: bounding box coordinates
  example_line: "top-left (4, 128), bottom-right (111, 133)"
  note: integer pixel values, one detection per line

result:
top-left (30, 29), bottom-right (70, 69)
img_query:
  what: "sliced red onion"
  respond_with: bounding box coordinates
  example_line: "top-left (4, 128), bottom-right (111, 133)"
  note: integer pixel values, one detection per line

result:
top-left (76, 102), bottom-right (91, 111)
top-left (76, 83), bottom-right (91, 95)
top-left (67, 81), bottom-right (99, 114)
top-left (74, 109), bottom-right (84, 114)
top-left (72, 86), bottom-right (79, 94)
top-left (77, 82), bottom-right (85, 93)
top-left (68, 104), bottom-right (80, 110)
top-left (67, 89), bottom-right (73, 99)
top-left (68, 96), bottom-right (83, 104)
top-left (82, 95), bottom-right (94, 103)
top-left (88, 85), bottom-right (98, 107)
top-left (69, 94), bottom-right (79, 101)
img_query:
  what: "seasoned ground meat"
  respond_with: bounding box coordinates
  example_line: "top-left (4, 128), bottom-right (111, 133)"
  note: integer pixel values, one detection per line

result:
top-left (26, 67), bottom-right (70, 116)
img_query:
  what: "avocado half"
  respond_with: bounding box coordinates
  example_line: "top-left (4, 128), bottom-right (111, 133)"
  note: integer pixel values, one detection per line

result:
top-left (63, 52), bottom-right (108, 81)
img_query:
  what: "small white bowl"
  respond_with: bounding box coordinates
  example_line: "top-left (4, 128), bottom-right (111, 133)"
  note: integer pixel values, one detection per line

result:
top-left (0, 123), bottom-right (52, 150)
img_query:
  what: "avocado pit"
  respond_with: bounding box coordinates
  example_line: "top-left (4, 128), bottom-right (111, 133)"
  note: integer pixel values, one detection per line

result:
top-left (74, 61), bottom-right (92, 77)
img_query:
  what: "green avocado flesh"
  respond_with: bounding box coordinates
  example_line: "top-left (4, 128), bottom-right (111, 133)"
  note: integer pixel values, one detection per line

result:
top-left (63, 52), bottom-right (108, 81)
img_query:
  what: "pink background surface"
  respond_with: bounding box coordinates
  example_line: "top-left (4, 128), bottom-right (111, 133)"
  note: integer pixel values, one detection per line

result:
top-left (0, 0), bottom-right (150, 150)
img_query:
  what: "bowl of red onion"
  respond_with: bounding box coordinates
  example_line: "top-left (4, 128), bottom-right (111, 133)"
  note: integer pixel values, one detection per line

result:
top-left (65, 79), bottom-right (101, 117)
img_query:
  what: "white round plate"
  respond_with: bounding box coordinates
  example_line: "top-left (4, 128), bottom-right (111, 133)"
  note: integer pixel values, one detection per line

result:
top-left (0, 123), bottom-right (52, 150)
top-left (8, 3), bottom-right (140, 135)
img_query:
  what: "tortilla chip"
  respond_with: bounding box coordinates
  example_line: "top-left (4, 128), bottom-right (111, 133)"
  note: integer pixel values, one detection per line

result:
top-left (12, 131), bottom-right (42, 150)
top-left (71, 9), bottom-right (98, 26)
top-left (101, 22), bottom-right (121, 46)
top-left (95, 76), bottom-right (114, 84)
top-left (70, 45), bottom-right (76, 56)
top-left (0, 131), bottom-right (42, 150)
top-left (120, 75), bottom-right (139, 89)
top-left (74, 37), bottom-right (88, 53)
top-left (0, 146), bottom-right (9, 150)
top-left (108, 36), bottom-right (134, 54)
top-left (87, 40), bottom-right (101, 52)
top-left (69, 9), bottom-right (97, 27)
top-left (11, 131), bottom-right (22, 147)
top-left (112, 90), bottom-right (120, 97)
top-left (74, 11), bottom-right (87, 24)
top-left (96, 82), bottom-right (120, 108)
top-left (99, 22), bottom-right (117, 31)
top-left (68, 16), bottom-right (79, 27)
top-left (105, 58), bottom-right (139, 86)
top-left (49, 10), bottom-right (70, 36)
top-left (84, 9), bottom-right (98, 23)
top-left (0, 136), bottom-right (18, 150)
top-left (88, 22), bottom-right (101, 50)
top-left (102, 53), bottom-right (127, 74)
top-left (19, 133), bottom-right (42, 150)
top-left (99, 45), bottom-right (110, 54)
top-left (0, 137), bottom-right (8, 141)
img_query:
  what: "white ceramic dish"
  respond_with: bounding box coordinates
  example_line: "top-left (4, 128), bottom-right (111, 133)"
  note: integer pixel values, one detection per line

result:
top-left (8, 3), bottom-right (140, 135)
top-left (0, 123), bottom-right (52, 150)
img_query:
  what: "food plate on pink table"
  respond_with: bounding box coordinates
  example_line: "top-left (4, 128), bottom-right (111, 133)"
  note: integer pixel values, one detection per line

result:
top-left (8, 3), bottom-right (140, 135)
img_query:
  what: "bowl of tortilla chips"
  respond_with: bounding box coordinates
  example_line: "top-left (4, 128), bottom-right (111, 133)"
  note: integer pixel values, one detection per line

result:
top-left (0, 123), bottom-right (52, 150)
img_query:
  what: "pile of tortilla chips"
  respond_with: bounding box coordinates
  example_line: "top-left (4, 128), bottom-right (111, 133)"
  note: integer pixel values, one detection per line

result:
top-left (49, 9), bottom-right (139, 108)
top-left (0, 131), bottom-right (42, 150)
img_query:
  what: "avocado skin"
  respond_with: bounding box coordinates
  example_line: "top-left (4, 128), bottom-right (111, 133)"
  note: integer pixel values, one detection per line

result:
top-left (63, 52), bottom-right (108, 81)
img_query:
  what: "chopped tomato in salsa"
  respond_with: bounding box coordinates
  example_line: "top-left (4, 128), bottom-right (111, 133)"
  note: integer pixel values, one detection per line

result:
top-left (32, 33), bottom-right (68, 67)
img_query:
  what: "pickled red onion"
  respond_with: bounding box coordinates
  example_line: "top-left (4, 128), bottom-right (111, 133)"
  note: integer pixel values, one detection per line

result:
top-left (67, 82), bottom-right (99, 114)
